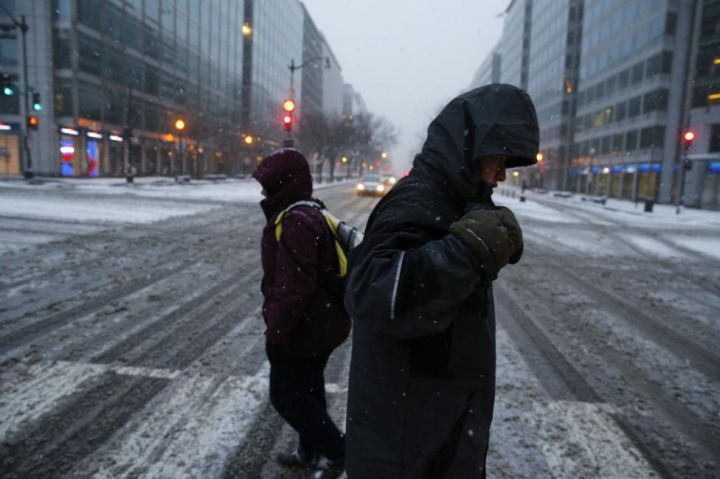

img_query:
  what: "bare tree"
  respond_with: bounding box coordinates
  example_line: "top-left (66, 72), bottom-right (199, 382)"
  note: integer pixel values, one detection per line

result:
top-left (298, 111), bottom-right (398, 181)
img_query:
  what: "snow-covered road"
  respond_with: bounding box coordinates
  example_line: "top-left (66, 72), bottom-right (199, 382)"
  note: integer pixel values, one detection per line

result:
top-left (0, 179), bottom-right (718, 478)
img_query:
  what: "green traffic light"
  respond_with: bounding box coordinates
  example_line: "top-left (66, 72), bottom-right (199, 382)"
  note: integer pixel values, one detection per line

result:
top-left (33, 103), bottom-right (43, 111)
top-left (3, 86), bottom-right (14, 96)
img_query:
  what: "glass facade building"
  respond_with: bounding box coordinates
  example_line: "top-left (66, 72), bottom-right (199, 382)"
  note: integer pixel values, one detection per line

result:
top-left (0, 0), bottom-right (344, 177)
top-left (499, 0), bottom-right (532, 90)
top-left (247, 0), bottom-right (303, 151)
top-left (527, 1), bottom-right (582, 190)
top-left (571, 0), bottom-right (694, 203)
top-left (475, 0), bottom-right (715, 206)
top-left (686, 0), bottom-right (720, 209)
top-left (53, 0), bottom-right (247, 177)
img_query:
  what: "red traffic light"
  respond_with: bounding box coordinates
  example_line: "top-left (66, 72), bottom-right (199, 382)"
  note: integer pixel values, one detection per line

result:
top-left (683, 131), bottom-right (695, 142)
top-left (283, 115), bottom-right (292, 125)
top-left (283, 100), bottom-right (295, 112)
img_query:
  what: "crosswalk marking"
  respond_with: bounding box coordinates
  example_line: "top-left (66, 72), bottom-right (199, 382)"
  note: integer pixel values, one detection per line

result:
top-left (0, 329), bottom-right (658, 479)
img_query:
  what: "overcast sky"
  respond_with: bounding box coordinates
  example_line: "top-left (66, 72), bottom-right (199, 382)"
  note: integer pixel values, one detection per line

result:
top-left (300, 0), bottom-right (509, 172)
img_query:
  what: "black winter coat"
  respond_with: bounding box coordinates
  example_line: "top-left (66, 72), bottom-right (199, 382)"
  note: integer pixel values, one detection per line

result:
top-left (343, 84), bottom-right (539, 478)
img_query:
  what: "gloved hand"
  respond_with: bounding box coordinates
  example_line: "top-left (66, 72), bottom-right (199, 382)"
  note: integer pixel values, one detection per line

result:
top-left (449, 209), bottom-right (509, 281)
top-left (495, 206), bottom-right (523, 264)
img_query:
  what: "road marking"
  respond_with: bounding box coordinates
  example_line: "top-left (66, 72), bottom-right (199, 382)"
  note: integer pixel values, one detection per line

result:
top-left (0, 331), bottom-right (657, 479)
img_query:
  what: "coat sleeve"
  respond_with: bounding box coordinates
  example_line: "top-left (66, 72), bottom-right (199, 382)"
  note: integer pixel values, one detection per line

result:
top-left (344, 225), bottom-right (485, 341)
top-left (263, 210), bottom-right (320, 344)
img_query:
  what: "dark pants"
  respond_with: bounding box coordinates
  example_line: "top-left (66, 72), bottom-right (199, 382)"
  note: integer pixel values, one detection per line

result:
top-left (268, 350), bottom-right (345, 461)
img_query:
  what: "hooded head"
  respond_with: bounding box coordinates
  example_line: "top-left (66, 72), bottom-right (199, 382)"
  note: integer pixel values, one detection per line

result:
top-left (413, 84), bottom-right (539, 204)
top-left (252, 148), bottom-right (312, 210)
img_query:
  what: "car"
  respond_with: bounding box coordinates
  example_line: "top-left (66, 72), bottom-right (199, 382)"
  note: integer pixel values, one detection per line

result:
top-left (356, 174), bottom-right (386, 197)
top-left (380, 174), bottom-right (397, 187)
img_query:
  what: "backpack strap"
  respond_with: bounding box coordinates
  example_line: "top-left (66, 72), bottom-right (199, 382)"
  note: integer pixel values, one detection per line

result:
top-left (274, 201), bottom-right (348, 278)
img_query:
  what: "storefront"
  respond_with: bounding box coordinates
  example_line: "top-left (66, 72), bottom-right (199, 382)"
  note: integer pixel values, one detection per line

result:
top-left (0, 122), bottom-right (21, 175)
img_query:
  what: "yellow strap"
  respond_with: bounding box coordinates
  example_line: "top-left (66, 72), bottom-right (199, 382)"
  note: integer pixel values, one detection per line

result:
top-left (274, 206), bottom-right (347, 277)
top-left (274, 210), bottom-right (286, 241)
top-left (335, 240), bottom-right (347, 277)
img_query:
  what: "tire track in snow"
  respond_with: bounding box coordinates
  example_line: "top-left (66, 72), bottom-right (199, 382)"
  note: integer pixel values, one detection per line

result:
top-left (499, 264), bottom-right (719, 477)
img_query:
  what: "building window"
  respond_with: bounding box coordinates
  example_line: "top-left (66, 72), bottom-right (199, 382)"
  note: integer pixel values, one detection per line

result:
top-left (601, 135), bottom-right (612, 154)
top-left (104, 46), bottom-right (126, 87)
top-left (628, 96), bottom-right (642, 117)
top-left (710, 124), bottom-right (720, 153)
top-left (594, 111), bottom-right (604, 128)
top-left (643, 89), bottom-right (670, 113)
top-left (53, 0), bottom-right (72, 21)
top-left (54, 79), bottom-right (73, 117)
top-left (613, 132), bottom-right (624, 152)
top-left (616, 101), bottom-right (627, 121)
top-left (606, 76), bottom-right (616, 95)
top-left (631, 61), bottom-right (645, 84)
top-left (104, 2), bottom-right (123, 42)
top-left (625, 130), bottom-right (638, 151)
top-left (0, 37), bottom-right (17, 65)
top-left (79, 81), bottom-right (103, 121)
top-left (78, 0), bottom-right (102, 31)
top-left (640, 126), bottom-right (665, 149)
top-left (78, 36), bottom-right (102, 77)
top-left (618, 69), bottom-right (629, 89)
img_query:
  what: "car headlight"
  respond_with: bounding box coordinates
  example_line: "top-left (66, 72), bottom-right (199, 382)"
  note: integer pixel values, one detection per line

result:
top-left (376, 184), bottom-right (385, 192)
top-left (389, 177), bottom-right (396, 184)
top-left (357, 183), bottom-right (365, 190)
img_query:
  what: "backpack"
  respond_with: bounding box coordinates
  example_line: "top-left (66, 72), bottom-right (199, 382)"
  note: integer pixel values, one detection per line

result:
top-left (274, 200), bottom-right (364, 278)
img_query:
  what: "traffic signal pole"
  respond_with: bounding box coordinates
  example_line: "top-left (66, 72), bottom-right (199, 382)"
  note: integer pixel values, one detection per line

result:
top-left (20, 15), bottom-right (31, 178)
top-left (0, 3), bottom-right (33, 177)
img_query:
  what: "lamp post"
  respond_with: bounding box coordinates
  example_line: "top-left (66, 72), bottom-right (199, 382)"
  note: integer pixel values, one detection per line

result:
top-left (288, 56), bottom-right (330, 89)
top-left (175, 118), bottom-right (185, 176)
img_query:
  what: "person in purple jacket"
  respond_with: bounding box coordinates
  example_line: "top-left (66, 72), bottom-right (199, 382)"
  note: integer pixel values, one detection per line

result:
top-left (252, 148), bottom-right (351, 479)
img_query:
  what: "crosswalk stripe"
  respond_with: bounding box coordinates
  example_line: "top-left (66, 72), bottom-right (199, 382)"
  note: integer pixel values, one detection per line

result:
top-left (0, 328), bottom-right (658, 479)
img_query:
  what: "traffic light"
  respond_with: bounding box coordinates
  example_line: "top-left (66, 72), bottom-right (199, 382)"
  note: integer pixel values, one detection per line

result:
top-left (32, 92), bottom-right (42, 111)
top-left (1, 74), bottom-right (14, 96)
top-left (26, 115), bottom-right (38, 130)
top-left (682, 131), bottom-right (695, 170)
top-left (683, 130), bottom-right (695, 150)
top-left (282, 99), bottom-right (295, 134)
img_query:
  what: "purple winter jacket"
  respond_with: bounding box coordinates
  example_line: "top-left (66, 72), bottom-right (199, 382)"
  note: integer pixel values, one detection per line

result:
top-left (252, 149), bottom-right (351, 358)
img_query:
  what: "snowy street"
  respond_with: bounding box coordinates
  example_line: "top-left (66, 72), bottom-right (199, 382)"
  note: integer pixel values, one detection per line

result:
top-left (0, 179), bottom-right (718, 478)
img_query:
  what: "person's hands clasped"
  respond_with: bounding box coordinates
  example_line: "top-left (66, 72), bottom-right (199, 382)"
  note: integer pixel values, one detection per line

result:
top-left (450, 209), bottom-right (509, 281)
top-left (495, 206), bottom-right (523, 264)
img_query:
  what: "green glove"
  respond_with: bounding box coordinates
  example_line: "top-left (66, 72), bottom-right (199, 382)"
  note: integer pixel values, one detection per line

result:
top-left (450, 209), bottom-right (509, 281)
top-left (495, 206), bottom-right (524, 264)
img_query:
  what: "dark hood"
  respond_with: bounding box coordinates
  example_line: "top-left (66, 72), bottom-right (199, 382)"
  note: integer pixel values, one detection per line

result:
top-left (252, 148), bottom-right (313, 216)
top-left (412, 83), bottom-right (539, 204)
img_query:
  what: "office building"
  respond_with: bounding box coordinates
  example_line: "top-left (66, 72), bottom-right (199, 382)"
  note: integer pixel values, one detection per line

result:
top-left (472, 0), bottom-right (719, 208)
top-left (0, 0), bottom-right (357, 178)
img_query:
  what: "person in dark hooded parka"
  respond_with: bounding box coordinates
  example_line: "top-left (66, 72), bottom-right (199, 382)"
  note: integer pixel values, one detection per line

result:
top-left (343, 84), bottom-right (540, 478)
top-left (253, 149), bottom-right (351, 479)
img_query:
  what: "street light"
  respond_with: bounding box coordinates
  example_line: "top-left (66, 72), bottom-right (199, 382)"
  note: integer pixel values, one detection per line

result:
top-left (242, 22), bottom-right (252, 38)
top-left (288, 56), bottom-right (330, 88)
top-left (381, 152), bottom-right (388, 159)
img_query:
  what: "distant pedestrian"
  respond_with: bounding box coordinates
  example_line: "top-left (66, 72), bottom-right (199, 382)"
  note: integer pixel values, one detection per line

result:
top-left (253, 148), bottom-right (350, 479)
top-left (343, 84), bottom-right (540, 478)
